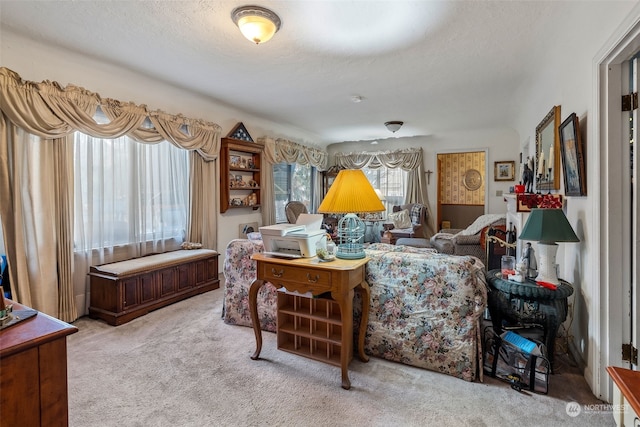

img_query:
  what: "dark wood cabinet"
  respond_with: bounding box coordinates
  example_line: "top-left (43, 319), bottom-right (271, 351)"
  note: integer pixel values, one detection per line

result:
top-left (89, 251), bottom-right (219, 325)
top-left (0, 300), bottom-right (78, 426)
top-left (220, 137), bottom-right (264, 213)
top-left (322, 165), bottom-right (342, 197)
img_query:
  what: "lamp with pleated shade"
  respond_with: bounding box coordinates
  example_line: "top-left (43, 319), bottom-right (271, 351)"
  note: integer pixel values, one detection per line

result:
top-left (519, 208), bottom-right (579, 285)
top-left (318, 170), bottom-right (385, 259)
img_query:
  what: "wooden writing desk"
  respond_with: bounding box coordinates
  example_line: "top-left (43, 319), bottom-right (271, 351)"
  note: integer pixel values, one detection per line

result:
top-left (0, 300), bottom-right (78, 427)
top-left (248, 253), bottom-right (370, 389)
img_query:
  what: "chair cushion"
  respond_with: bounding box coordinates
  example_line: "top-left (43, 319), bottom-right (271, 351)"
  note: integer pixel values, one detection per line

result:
top-left (388, 209), bottom-right (412, 229)
top-left (409, 204), bottom-right (423, 225)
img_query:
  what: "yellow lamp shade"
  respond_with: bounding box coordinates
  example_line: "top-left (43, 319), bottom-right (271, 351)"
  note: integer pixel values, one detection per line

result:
top-left (318, 170), bottom-right (385, 214)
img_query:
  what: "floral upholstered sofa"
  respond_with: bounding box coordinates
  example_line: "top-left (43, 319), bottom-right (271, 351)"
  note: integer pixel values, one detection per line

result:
top-left (222, 239), bottom-right (487, 382)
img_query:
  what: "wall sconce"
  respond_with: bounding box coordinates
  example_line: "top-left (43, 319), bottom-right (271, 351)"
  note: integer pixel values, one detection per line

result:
top-left (232, 5), bottom-right (281, 44)
top-left (384, 121), bottom-right (403, 133)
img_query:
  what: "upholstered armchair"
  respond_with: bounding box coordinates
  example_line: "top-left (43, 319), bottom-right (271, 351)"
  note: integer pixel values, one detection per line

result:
top-left (381, 203), bottom-right (428, 244)
top-left (430, 215), bottom-right (506, 266)
top-left (285, 201), bottom-right (308, 224)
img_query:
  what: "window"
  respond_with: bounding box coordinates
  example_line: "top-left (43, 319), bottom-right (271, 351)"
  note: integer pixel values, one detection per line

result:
top-left (273, 162), bottom-right (316, 223)
top-left (74, 134), bottom-right (189, 250)
top-left (362, 166), bottom-right (407, 215)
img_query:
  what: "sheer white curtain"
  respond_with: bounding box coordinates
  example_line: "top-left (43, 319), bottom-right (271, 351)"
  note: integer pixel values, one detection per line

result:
top-left (0, 67), bottom-right (220, 321)
top-left (72, 133), bottom-right (189, 314)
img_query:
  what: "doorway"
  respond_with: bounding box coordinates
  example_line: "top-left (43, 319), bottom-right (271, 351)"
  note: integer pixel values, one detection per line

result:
top-left (436, 151), bottom-right (486, 231)
top-left (595, 15), bottom-right (640, 400)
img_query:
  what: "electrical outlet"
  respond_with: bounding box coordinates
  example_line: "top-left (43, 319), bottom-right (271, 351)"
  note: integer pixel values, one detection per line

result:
top-left (239, 222), bottom-right (259, 239)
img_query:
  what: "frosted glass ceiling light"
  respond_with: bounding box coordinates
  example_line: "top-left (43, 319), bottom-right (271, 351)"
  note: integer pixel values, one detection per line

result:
top-left (385, 121), bottom-right (403, 133)
top-left (232, 5), bottom-right (281, 45)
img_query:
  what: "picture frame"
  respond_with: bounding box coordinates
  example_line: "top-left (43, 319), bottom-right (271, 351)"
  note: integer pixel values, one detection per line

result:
top-left (535, 105), bottom-right (561, 191)
top-left (494, 161), bottom-right (516, 181)
top-left (230, 155), bottom-right (240, 167)
top-left (559, 113), bottom-right (586, 196)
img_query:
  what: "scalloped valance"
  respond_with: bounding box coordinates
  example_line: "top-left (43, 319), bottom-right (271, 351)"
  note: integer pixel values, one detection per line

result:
top-left (0, 67), bottom-right (221, 160)
top-left (259, 136), bottom-right (328, 171)
top-left (334, 147), bottom-right (423, 171)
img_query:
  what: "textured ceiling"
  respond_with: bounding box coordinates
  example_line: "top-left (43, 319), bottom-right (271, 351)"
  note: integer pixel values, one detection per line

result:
top-left (0, 1), bottom-right (624, 145)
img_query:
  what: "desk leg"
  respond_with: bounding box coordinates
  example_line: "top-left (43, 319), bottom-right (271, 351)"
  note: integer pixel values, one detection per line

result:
top-left (248, 278), bottom-right (265, 360)
top-left (333, 288), bottom-right (354, 390)
top-left (357, 280), bottom-right (370, 363)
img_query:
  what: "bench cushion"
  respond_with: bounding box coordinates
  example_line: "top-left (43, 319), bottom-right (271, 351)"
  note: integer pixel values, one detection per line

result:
top-left (91, 249), bottom-right (217, 277)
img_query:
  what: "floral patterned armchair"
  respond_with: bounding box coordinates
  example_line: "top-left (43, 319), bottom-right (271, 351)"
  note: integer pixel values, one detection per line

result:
top-left (381, 203), bottom-right (429, 244)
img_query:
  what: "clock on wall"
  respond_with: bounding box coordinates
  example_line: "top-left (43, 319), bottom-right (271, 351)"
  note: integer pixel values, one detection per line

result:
top-left (463, 169), bottom-right (482, 191)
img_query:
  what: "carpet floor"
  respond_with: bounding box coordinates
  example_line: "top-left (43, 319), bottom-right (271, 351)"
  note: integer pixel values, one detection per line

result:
top-left (67, 288), bottom-right (614, 427)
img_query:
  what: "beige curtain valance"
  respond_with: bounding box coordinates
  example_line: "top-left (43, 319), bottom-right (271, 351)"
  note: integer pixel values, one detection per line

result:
top-left (259, 136), bottom-right (328, 171)
top-left (334, 148), bottom-right (423, 171)
top-left (0, 67), bottom-right (221, 159)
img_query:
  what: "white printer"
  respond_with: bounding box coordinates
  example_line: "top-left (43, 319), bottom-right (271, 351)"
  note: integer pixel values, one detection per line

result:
top-left (259, 214), bottom-right (326, 258)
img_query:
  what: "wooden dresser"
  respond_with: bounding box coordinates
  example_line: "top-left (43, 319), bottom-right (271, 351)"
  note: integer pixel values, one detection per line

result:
top-left (0, 301), bottom-right (78, 427)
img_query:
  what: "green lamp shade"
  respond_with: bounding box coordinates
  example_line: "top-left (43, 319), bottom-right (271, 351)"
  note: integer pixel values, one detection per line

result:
top-left (519, 208), bottom-right (580, 243)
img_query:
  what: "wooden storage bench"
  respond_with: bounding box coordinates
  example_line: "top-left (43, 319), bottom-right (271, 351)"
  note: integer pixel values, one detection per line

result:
top-left (88, 249), bottom-right (219, 325)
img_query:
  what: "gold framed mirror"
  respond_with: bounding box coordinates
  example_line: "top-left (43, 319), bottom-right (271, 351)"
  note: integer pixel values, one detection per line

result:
top-left (535, 105), bottom-right (561, 191)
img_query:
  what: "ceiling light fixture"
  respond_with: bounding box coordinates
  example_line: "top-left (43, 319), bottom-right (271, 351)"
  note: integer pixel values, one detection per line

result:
top-left (385, 121), bottom-right (403, 133)
top-left (232, 5), bottom-right (281, 45)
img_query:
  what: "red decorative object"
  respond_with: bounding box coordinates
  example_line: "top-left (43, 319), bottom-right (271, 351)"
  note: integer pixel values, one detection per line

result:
top-left (516, 194), bottom-right (563, 212)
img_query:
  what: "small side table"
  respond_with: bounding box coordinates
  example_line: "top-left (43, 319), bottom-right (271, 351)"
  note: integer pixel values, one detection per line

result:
top-left (249, 253), bottom-right (370, 390)
top-left (485, 269), bottom-right (574, 372)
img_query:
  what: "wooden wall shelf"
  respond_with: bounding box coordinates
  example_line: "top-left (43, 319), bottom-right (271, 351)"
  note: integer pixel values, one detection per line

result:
top-left (220, 137), bottom-right (264, 213)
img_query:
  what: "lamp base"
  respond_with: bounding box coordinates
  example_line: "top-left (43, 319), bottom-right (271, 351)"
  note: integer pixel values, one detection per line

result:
top-left (535, 242), bottom-right (559, 286)
top-left (336, 243), bottom-right (366, 259)
top-left (336, 213), bottom-right (366, 259)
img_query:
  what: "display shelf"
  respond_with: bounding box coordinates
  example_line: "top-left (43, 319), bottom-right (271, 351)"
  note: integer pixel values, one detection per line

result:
top-left (277, 292), bottom-right (349, 368)
top-left (220, 137), bottom-right (264, 213)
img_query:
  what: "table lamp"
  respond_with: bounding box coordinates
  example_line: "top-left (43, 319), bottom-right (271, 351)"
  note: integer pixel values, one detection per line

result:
top-left (518, 208), bottom-right (579, 286)
top-left (318, 169), bottom-right (385, 259)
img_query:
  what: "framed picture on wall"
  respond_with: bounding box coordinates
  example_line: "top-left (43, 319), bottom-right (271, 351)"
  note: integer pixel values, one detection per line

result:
top-left (559, 113), bottom-right (586, 196)
top-left (494, 161), bottom-right (515, 181)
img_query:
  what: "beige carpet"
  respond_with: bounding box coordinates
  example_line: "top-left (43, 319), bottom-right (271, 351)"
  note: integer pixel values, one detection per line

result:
top-left (67, 288), bottom-right (614, 427)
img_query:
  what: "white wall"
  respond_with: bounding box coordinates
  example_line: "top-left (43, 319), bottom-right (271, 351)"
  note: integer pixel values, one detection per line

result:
top-left (0, 30), bottom-right (322, 270)
top-left (327, 127), bottom-right (520, 227)
top-left (509, 1), bottom-right (639, 394)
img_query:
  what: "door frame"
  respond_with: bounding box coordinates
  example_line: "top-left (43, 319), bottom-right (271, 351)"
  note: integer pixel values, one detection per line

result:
top-left (593, 9), bottom-right (640, 400)
top-left (435, 149), bottom-right (489, 230)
